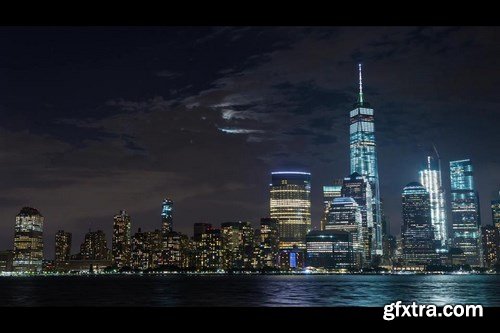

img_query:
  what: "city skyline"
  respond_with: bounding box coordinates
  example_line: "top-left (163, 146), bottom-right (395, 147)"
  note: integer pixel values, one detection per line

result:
top-left (1, 27), bottom-right (500, 259)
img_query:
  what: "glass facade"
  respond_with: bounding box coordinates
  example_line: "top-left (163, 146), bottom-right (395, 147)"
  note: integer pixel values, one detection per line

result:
top-left (349, 65), bottom-right (382, 257)
top-left (13, 207), bottom-right (44, 273)
top-left (270, 172), bottom-right (311, 250)
top-left (306, 230), bottom-right (354, 269)
top-left (449, 159), bottom-right (481, 266)
top-left (401, 182), bottom-right (435, 266)
top-left (321, 179), bottom-right (343, 231)
top-left (112, 210), bottom-right (132, 268)
top-left (161, 199), bottom-right (174, 234)
top-left (419, 156), bottom-right (448, 248)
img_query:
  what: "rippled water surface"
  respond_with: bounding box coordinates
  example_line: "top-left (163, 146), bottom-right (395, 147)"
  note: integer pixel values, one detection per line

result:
top-left (0, 274), bottom-right (499, 306)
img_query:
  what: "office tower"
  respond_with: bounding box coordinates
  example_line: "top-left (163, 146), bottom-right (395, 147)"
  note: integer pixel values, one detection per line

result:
top-left (401, 182), bottom-right (435, 266)
top-left (270, 171), bottom-right (311, 250)
top-left (321, 180), bottom-right (343, 230)
top-left (198, 228), bottom-right (222, 270)
top-left (131, 228), bottom-right (162, 270)
top-left (163, 231), bottom-right (190, 268)
top-left (481, 225), bottom-right (498, 269)
top-left (450, 159), bottom-right (481, 266)
top-left (54, 230), bottom-right (72, 269)
top-left (194, 223), bottom-right (212, 242)
top-left (419, 155), bottom-right (448, 248)
top-left (0, 250), bottom-right (14, 272)
top-left (341, 172), bottom-right (373, 264)
top-left (326, 197), bottom-right (363, 267)
top-left (306, 230), bottom-right (354, 269)
top-left (112, 210), bottom-right (132, 268)
top-left (79, 230), bottom-right (109, 260)
top-left (349, 64), bottom-right (382, 256)
top-left (278, 247), bottom-right (305, 270)
top-left (179, 235), bottom-right (196, 269)
top-left (259, 218), bottom-right (279, 268)
top-left (161, 198), bottom-right (174, 234)
top-left (492, 191), bottom-right (500, 229)
top-left (13, 207), bottom-right (44, 273)
top-left (221, 221), bottom-right (254, 270)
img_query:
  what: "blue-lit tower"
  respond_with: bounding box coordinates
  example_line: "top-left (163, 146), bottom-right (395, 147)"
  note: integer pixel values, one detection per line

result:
top-left (161, 199), bottom-right (174, 234)
top-left (449, 159), bottom-right (481, 266)
top-left (349, 64), bottom-right (382, 257)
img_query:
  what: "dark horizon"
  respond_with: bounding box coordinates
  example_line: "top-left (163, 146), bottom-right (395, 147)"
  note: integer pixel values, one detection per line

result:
top-left (1, 27), bottom-right (499, 258)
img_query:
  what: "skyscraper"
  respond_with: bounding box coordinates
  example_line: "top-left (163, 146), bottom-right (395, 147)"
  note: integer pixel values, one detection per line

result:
top-left (321, 179), bottom-right (343, 230)
top-left (341, 172), bottom-right (373, 264)
top-left (78, 230), bottom-right (109, 260)
top-left (221, 221), bottom-right (255, 270)
top-left (492, 191), bottom-right (500, 229)
top-left (13, 207), bottom-right (44, 273)
top-left (349, 64), bottom-right (382, 256)
top-left (326, 197), bottom-right (363, 267)
top-left (259, 218), bottom-right (279, 269)
top-left (270, 171), bottom-right (311, 250)
top-left (419, 155), bottom-right (448, 248)
top-left (131, 228), bottom-right (162, 270)
top-left (55, 230), bottom-right (72, 268)
top-left (306, 230), bottom-right (354, 270)
top-left (112, 210), bottom-right (132, 268)
top-left (198, 228), bottom-right (222, 271)
top-left (481, 225), bottom-right (498, 269)
top-left (161, 199), bottom-right (174, 234)
top-left (401, 182), bottom-right (435, 266)
top-left (449, 159), bottom-right (481, 266)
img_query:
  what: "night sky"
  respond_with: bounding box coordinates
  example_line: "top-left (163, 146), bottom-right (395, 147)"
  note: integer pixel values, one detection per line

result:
top-left (1, 27), bottom-right (499, 258)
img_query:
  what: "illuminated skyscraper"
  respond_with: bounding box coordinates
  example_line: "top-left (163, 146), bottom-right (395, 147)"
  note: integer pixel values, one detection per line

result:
top-left (79, 230), bottom-right (109, 260)
top-left (131, 228), bottom-right (162, 270)
top-left (481, 225), bottom-right (498, 269)
top-left (321, 179), bottom-right (343, 230)
top-left (401, 182), bottom-right (435, 266)
top-left (449, 159), bottom-right (481, 266)
top-left (326, 197), bottom-right (363, 267)
top-left (259, 218), bottom-right (280, 268)
top-left (419, 155), bottom-right (448, 248)
top-left (112, 210), bottom-right (132, 268)
top-left (198, 228), bottom-right (222, 270)
top-left (221, 221), bottom-right (254, 270)
top-left (161, 199), bottom-right (174, 234)
top-left (341, 172), bottom-right (373, 264)
top-left (306, 230), bottom-right (354, 269)
top-left (13, 207), bottom-right (44, 273)
top-left (492, 191), bottom-right (500, 229)
top-left (55, 230), bottom-right (72, 268)
top-left (270, 171), bottom-right (311, 250)
top-left (349, 64), bottom-right (382, 256)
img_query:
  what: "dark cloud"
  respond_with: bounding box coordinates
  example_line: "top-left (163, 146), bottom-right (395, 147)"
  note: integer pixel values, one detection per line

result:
top-left (0, 27), bottom-right (499, 258)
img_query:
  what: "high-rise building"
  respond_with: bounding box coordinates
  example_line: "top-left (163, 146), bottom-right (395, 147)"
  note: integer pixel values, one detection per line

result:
top-left (0, 250), bottom-right (13, 272)
top-left (306, 230), bottom-right (354, 269)
top-left (131, 228), bottom-right (162, 270)
top-left (194, 223), bottom-right (212, 242)
top-left (449, 159), bottom-right (481, 266)
top-left (54, 230), bottom-right (72, 268)
top-left (197, 228), bottom-right (222, 270)
top-left (481, 225), bottom-right (498, 269)
top-left (161, 199), bottom-right (174, 234)
top-left (78, 230), bottom-right (109, 260)
top-left (278, 247), bottom-right (305, 270)
top-left (259, 218), bottom-right (279, 269)
top-left (112, 210), bottom-right (132, 268)
top-left (326, 197), bottom-right (363, 267)
top-left (221, 221), bottom-right (254, 270)
top-left (321, 180), bottom-right (343, 230)
top-left (349, 64), bottom-right (382, 257)
top-left (401, 182), bottom-right (435, 266)
top-left (163, 231), bottom-right (190, 268)
top-left (13, 207), bottom-right (44, 273)
top-left (492, 191), bottom-right (500, 229)
top-left (270, 171), bottom-right (311, 250)
top-left (341, 172), bottom-right (374, 264)
top-left (419, 155), bottom-right (448, 248)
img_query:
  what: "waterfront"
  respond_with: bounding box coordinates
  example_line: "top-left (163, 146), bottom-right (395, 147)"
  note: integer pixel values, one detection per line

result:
top-left (0, 274), bottom-right (499, 306)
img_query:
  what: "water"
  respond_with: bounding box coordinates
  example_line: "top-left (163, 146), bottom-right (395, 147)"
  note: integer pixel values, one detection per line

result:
top-left (0, 274), bottom-right (498, 306)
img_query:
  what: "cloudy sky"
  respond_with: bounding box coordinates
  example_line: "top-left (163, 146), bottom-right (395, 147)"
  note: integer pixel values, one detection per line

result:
top-left (1, 27), bottom-right (499, 257)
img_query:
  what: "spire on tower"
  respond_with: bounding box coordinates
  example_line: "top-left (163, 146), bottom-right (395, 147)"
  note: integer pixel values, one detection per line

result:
top-left (358, 63), bottom-right (363, 104)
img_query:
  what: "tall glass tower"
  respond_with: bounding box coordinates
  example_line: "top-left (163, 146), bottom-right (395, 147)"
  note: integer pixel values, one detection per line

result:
top-left (491, 191), bottom-right (500, 229)
top-left (161, 199), bottom-right (174, 234)
top-left (270, 171), bottom-right (311, 250)
top-left (419, 155), bottom-right (448, 248)
top-left (449, 159), bottom-right (481, 266)
top-left (13, 207), bottom-right (44, 273)
top-left (349, 64), bottom-right (382, 256)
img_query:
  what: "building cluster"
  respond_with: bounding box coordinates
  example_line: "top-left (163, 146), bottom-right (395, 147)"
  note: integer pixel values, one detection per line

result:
top-left (1, 65), bottom-right (499, 274)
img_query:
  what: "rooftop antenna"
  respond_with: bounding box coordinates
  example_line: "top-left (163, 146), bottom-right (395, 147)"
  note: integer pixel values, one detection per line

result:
top-left (358, 63), bottom-right (364, 104)
top-left (432, 143), bottom-right (442, 187)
